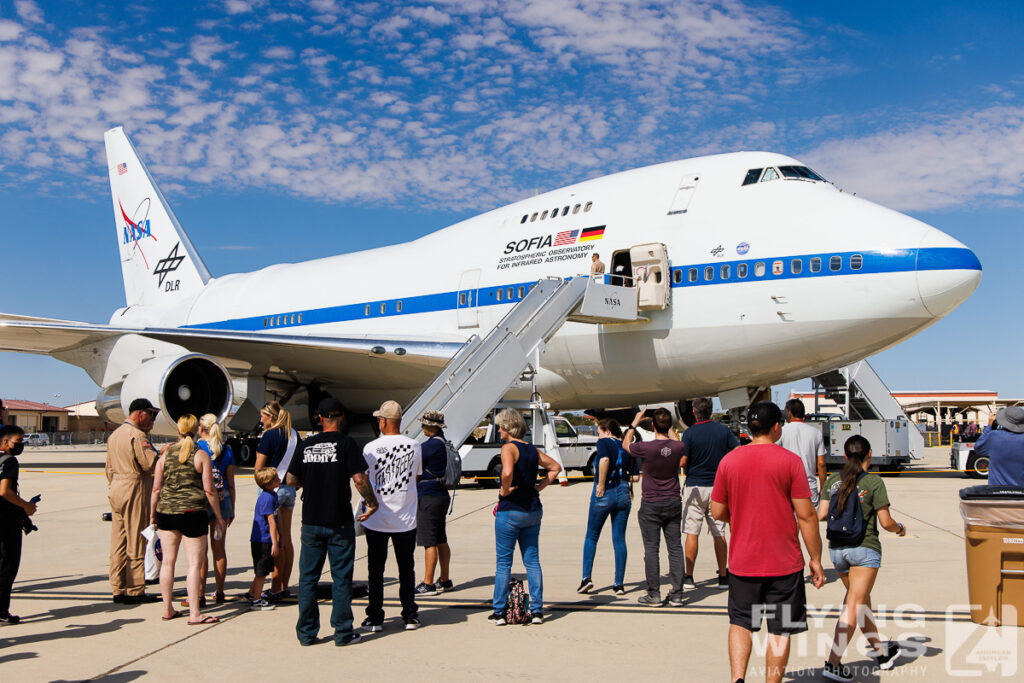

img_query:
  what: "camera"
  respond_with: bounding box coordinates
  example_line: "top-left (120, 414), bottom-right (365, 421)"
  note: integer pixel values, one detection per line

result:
top-left (21, 494), bottom-right (40, 535)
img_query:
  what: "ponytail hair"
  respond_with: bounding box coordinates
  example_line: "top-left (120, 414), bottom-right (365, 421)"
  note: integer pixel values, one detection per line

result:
top-left (177, 414), bottom-right (199, 465)
top-left (262, 401), bottom-right (292, 436)
top-left (598, 418), bottom-right (622, 439)
top-left (835, 435), bottom-right (870, 514)
top-left (199, 413), bottom-right (224, 460)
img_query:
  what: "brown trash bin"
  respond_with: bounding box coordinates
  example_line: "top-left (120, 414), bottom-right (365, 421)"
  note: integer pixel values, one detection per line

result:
top-left (960, 486), bottom-right (1024, 626)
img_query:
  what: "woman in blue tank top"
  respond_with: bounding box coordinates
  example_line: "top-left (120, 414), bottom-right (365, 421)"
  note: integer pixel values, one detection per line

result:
top-left (489, 409), bottom-right (561, 625)
top-left (578, 418), bottom-right (632, 596)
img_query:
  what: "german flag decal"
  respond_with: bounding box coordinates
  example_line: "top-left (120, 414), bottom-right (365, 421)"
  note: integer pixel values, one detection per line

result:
top-left (579, 225), bottom-right (605, 241)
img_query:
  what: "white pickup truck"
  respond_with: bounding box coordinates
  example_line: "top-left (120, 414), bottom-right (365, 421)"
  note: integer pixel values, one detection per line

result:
top-left (460, 414), bottom-right (599, 487)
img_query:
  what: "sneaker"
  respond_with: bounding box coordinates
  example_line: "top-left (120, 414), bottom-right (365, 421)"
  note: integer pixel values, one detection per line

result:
top-left (821, 661), bottom-right (853, 682)
top-left (112, 593), bottom-right (126, 604)
top-left (0, 613), bottom-right (20, 625)
top-left (336, 632), bottom-right (361, 646)
top-left (717, 572), bottom-right (730, 590)
top-left (529, 611), bottom-right (544, 624)
top-left (682, 575), bottom-right (696, 589)
top-left (249, 598), bottom-right (275, 611)
top-left (869, 641), bottom-right (901, 670)
top-left (361, 617), bottom-right (383, 633)
top-left (437, 580), bottom-right (454, 593)
top-left (404, 616), bottom-right (420, 630)
top-left (637, 594), bottom-right (663, 607)
top-left (269, 590), bottom-right (291, 601)
top-left (577, 578), bottom-right (593, 594)
top-left (666, 594), bottom-right (685, 607)
top-left (612, 584), bottom-right (625, 596)
top-left (414, 582), bottom-right (438, 596)
top-left (487, 612), bottom-right (506, 625)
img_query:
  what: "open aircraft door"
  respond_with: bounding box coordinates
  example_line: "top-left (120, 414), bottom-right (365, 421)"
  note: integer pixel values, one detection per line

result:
top-left (457, 269), bottom-right (481, 328)
top-left (630, 243), bottom-right (671, 310)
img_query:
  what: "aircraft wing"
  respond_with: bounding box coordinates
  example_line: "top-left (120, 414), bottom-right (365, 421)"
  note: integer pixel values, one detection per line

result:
top-left (0, 313), bottom-right (464, 387)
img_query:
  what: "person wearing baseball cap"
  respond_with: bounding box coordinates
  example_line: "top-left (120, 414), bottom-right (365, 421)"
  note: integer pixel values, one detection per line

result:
top-left (106, 398), bottom-right (162, 604)
top-left (974, 405), bottom-right (1024, 486)
top-left (414, 410), bottom-right (454, 596)
top-left (361, 400), bottom-right (423, 632)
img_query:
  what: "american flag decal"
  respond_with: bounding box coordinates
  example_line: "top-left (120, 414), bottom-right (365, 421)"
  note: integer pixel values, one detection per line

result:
top-left (553, 229), bottom-right (579, 246)
top-left (117, 163), bottom-right (128, 175)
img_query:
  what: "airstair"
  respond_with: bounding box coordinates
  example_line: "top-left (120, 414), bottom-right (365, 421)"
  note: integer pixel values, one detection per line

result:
top-left (810, 359), bottom-right (924, 462)
top-left (400, 276), bottom-right (639, 478)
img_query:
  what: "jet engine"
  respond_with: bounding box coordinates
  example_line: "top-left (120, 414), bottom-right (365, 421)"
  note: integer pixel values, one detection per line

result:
top-left (96, 354), bottom-right (233, 435)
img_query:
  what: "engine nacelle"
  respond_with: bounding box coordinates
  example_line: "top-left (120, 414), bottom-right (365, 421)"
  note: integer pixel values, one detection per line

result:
top-left (96, 354), bottom-right (233, 435)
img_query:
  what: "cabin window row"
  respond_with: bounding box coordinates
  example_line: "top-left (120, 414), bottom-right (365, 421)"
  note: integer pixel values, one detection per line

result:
top-left (520, 201), bottom-right (593, 224)
top-left (265, 313), bottom-right (303, 327)
top-left (673, 254), bottom-right (863, 284)
top-left (363, 300), bottom-right (404, 316)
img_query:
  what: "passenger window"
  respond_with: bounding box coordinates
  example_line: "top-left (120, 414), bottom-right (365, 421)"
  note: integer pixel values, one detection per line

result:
top-left (530, 213), bottom-right (538, 222)
top-left (529, 284), bottom-right (536, 292)
top-left (552, 207), bottom-right (559, 218)
top-left (737, 263), bottom-right (748, 278)
top-left (673, 269), bottom-right (682, 284)
top-left (541, 210), bottom-right (548, 220)
top-left (761, 167), bottom-right (779, 182)
top-left (562, 207), bottom-right (569, 216)
top-left (365, 305), bottom-right (370, 316)
top-left (742, 168), bottom-right (762, 186)
top-left (791, 259), bottom-right (802, 275)
top-left (496, 289), bottom-right (503, 301)
top-left (518, 286), bottom-right (525, 298)
top-left (810, 257), bottom-right (821, 273)
top-left (380, 303), bottom-right (386, 314)
top-left (290, 314), bottom-right (295, 324)
top-left (830, 255), bottom-right (842, 271)
top-left (688, 268), bottom-right (698, 282)
top-left (721, 264), bottom-right (731, 279)
top-left (573, 204), bottom-right (581, 214)
top-left (396, 301), bottom-right (402, 313)
top-left (850, 254), bottom-right (863, 270)
top-left (508, 287), bottom-right (514, 299)
top-left (263, 318), bottom-right (268, 327)
top-left (521, 215), bottom-right (527, 224)
top-left (584, 201), bottom-right (593, 212)
top-left (297, 313), bottom-right (302, 323)
top-left (276, 316), bottom-right (281, 326)
top-left (754, 262), bottom-right (766, 277)
top-left (772, 260), bottom-right (783, 275)
top-left (704, 266), bottom-right (714, 281)
top-left (459, 293), bottom-right (467, 306)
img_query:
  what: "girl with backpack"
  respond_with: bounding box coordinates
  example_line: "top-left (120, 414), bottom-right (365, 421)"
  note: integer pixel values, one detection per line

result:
top-left (577, 419), bottom-right (632, 596)
top-left (817, 435), bottom-right (907, 682)
top-left (255, 402), bottom-right (298, 599)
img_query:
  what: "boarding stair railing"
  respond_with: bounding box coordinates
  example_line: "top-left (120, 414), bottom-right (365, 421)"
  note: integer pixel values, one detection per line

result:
top-left (400, 275), bottom-right (639, 480)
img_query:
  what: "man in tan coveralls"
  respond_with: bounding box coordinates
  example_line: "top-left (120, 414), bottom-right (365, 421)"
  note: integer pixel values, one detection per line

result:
top-left (107, 398), bottom-right (161, 604)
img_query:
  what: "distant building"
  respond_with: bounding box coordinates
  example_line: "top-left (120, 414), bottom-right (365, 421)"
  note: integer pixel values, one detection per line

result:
top-left (789, 389), bottom-right (1022, 430)
top-left (65, 400), bottom-right (119, 433)
top-left (1, 399), bottom-right (70, 432)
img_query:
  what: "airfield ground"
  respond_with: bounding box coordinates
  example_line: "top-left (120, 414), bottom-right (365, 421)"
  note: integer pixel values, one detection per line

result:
top-left (2, 446), bottom-right (1021, 681)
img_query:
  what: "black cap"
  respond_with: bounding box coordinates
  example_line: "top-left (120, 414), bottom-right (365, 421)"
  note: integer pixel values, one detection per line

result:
top-left (128, 398), bottom-right (160, 414)
top-left (316, 397), bottom-right (345, 417)
top-left (747, 401), bottom-right (782, 435)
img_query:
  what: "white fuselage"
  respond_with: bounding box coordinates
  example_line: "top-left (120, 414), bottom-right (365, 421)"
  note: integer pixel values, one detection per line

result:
top-left (113, 152), bottom-right (981, 412)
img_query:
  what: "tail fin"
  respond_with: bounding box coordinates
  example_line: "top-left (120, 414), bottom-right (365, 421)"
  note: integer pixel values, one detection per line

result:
top-left (104, 127), bottom-right (211, 307)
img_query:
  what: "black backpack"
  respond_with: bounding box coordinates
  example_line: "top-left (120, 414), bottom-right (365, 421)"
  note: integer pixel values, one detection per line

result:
top-left (826, 472), bottom-right (868, 546)
top-left (606, 443), bottom-right (630, 487)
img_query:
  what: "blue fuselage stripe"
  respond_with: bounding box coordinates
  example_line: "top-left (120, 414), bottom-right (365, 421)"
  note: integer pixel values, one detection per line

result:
top-left (185, 247), bottom-right (979, 332)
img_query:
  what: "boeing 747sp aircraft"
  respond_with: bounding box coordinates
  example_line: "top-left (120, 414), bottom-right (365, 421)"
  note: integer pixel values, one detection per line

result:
top-left (0, 128), bottom-right (981, 437)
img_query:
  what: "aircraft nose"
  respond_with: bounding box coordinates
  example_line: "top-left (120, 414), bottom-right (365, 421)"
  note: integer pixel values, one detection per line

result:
top-left (916, 229), bottom-right (982, 318)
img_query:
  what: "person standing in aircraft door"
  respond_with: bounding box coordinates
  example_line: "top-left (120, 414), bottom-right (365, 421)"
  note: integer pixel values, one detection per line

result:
top-left (106, 398), bottom-right (162, 605)
top-left (623, 408), bottom-right (686, 607)
top-left (255, 401), bottom-right (298, 600)
top-left (590, 253), bottom-right (605, 277)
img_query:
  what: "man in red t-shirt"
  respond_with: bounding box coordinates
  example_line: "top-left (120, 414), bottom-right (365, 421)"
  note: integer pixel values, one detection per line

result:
top-left (711, 401), bottom-right (824, 683)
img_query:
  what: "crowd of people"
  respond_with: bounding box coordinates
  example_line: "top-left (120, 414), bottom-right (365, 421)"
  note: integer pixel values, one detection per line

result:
top-left (9, 394), bottom-right (1024, 680)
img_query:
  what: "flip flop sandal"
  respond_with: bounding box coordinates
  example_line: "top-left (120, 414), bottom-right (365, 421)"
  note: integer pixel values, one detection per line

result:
top-left (187, 615), bottom-right (219, 625)
top-left (161, 610), bottom-right (183, 621)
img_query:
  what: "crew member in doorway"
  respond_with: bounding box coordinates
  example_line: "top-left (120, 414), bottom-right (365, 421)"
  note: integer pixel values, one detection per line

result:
top-left (974, 406), bottom-right (1024, 486)
top-left (106, 398), bottom-right (161, 604)
top-left (590, 253), bottom-right (605, 278)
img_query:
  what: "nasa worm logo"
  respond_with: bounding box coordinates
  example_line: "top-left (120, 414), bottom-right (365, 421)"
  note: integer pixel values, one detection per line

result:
top-left (736, 242), bottom-right (750, 255)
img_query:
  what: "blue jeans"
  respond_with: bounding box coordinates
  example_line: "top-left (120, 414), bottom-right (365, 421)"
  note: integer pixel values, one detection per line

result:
top-left (493, 508), bottom-right (543, 614)
top-left (582, 483), bottom-right (631, 585)
top-left (296, 523), bottom-right (355, 645)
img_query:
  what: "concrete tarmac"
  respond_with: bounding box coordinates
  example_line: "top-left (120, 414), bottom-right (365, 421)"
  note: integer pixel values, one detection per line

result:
top-left (2, 446), bottom-right (1022, 681)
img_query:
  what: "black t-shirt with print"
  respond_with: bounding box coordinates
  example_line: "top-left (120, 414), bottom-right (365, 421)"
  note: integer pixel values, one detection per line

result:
top-left (287, 432), bottom-right (368, 528)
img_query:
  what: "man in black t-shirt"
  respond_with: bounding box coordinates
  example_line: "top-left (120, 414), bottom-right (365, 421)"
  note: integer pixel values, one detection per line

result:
top-left (1, 425), bottom-right (35, 625)
top-left (285, 398), bottom-right (377, 646)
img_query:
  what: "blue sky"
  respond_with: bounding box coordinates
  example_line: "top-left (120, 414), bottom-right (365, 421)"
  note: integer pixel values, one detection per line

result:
top-left (0, 0), bottom-right (1022, 407)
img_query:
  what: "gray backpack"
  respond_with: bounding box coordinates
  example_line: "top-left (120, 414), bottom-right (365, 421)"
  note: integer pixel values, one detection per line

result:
top-left (428, 435), bottom-right (462, 488)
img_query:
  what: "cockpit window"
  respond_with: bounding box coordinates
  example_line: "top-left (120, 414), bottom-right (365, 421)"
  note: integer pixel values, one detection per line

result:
top-left (742, 168), bottom-right (762, 186)
top-left (761, 167), bottom-right (779, 182)
top-left (778, 165), bottom-right (826, 182)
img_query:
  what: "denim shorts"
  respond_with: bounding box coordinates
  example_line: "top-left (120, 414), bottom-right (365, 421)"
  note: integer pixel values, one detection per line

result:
top-left (208, 495), bottom-right (233, 521)
top-left (277, 484), bottom-right (297, 510)
top-left (830, 545), bottom-right (882, 573)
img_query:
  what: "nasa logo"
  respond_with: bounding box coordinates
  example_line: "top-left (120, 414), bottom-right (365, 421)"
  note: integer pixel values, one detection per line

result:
top-left (604, 297), bottom-right (621, 306)
top-left (736, 241), bottom-right (750, 255)
top-left (504, 234), bottom-right (554, 254)
top-left (122, 220), bottom-right (152, 245)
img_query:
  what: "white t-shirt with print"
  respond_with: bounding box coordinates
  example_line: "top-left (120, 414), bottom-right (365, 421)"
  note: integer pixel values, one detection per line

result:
top-left (361, 434), bottom-right (422, 533)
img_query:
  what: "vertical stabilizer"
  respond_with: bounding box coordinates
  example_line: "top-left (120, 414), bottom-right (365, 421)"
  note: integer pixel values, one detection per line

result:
top-left (104, 127), bottom-right (211, 307)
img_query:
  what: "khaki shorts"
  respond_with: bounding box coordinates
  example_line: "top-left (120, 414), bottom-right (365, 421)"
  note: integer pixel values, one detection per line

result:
top-left (682, 486), bottom-right (727, 537)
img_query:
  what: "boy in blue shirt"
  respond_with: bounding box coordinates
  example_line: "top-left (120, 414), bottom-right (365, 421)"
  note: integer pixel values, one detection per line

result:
top-left (247, 467), bottom-right (280, 610)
